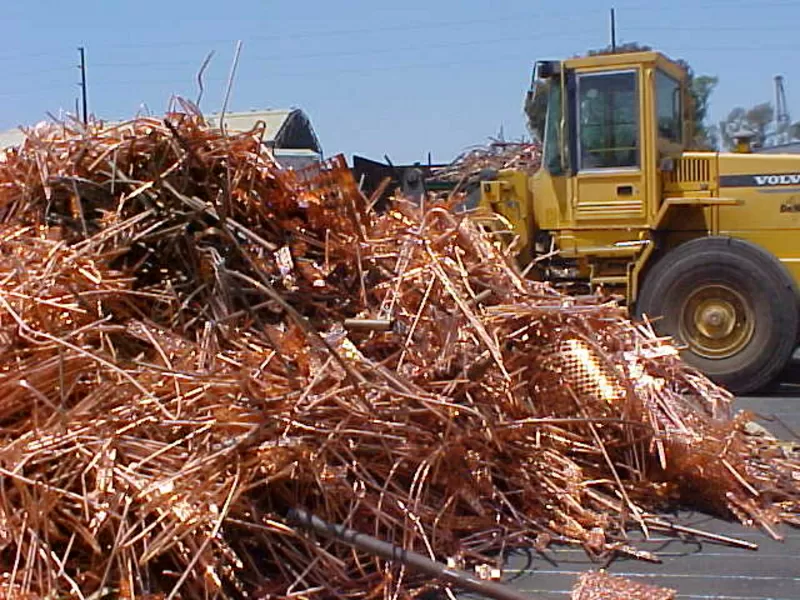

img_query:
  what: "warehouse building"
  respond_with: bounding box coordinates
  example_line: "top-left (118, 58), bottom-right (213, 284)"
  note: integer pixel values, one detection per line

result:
top-left (756, 141), bottom-right (800, 154)
top-left (205, 108), bottom-right (323, 169)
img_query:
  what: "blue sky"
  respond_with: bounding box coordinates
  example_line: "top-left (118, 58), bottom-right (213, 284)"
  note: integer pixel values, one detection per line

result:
top-left (3, 0), bottom-right (798, 163)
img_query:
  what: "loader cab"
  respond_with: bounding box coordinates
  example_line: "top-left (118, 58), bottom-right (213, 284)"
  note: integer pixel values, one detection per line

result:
top-left (531, 52), bottom-right (691, 230)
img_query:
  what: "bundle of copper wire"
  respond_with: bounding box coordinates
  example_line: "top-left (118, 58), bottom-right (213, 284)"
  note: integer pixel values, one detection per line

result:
top-left (0, 102), bottom-right (796, 599)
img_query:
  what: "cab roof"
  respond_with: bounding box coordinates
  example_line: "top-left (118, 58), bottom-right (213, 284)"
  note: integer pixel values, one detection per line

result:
top-left (563, 51), bottom-right (688, 82)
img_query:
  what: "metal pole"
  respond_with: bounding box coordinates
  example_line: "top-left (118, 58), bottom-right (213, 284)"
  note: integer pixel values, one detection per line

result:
top-left (219, 40), bottom-right (243, 133)
top-left (79, 47), bottom-right (88, 125)
top-left (286, 508), bottom-right (533, 600)
top-left (343, 318), bottom-right (394, 332)
top-left (610, 9), bottom-right (617, 52)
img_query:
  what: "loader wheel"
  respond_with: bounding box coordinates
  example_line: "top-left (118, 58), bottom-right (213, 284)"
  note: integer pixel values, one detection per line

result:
top-left (636, 237), bottom-right (799, 395)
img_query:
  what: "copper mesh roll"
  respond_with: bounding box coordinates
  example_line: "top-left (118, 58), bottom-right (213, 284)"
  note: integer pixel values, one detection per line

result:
top-left (540, 337), bottom-right (627, 406)
top-left (571, 570), bottom-right (676, 600)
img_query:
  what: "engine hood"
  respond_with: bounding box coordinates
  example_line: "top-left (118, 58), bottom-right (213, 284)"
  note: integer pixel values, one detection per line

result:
top-left (718, 151), bottom-right (800, 188)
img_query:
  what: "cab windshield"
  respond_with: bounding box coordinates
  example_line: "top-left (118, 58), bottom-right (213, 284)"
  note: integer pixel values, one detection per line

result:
top-left (576, 70), bottom-right (639, 170)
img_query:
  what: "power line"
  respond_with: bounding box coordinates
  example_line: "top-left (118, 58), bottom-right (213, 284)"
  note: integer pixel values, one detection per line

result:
top-left (80, 44), bottom-right (800, 89)
top-left (0, 22), bottom-right (794, 84)
top-left (0, 49), bottom-right (67, 63)
top-left (84, 22), bottom-right (800, 73)
top-left (6, 39), bottom-right (800, 98)
top-left (90, 29), bottom-right (603, 70)
top-left (0, 83), bottom-right (73, 100)
top-left (1, 65), bottom-right (76, 79)
top-left (0, 0), bottom-right (793, 63)
top-left (119, 0), bottom-right (800, 47)
top-left (1, 5), bottom-right (799, 104)
top-left (0, 0), bottom-right (790, 59)
top-left (3, 34), bottom-right (799, 102)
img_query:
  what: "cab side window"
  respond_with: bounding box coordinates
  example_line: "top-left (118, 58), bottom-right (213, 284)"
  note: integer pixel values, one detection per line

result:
top-left (543, 82), bottom-right (564, 174)
top-left (577, 71), bottom-right (639, 170)
top-left (655, 70), bottom-right (682, 143)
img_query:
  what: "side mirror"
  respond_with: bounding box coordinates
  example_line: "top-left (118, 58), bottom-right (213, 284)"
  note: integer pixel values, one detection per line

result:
top-left (536, 60), bottom-right (561, 79)
top-left (525, 80), bottom-right (549, 143)
top-left (530, 79), bottom-right (547, 97)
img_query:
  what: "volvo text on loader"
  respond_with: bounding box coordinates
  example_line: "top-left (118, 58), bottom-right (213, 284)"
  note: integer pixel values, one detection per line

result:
top-left (472, 50), bottom-right (800, 395)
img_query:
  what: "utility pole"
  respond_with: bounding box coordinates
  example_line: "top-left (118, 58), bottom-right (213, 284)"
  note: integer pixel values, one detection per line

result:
top-left (78, 47), bottom-right (88, 125)
top-left (610, 8), bottom-right (617, 52)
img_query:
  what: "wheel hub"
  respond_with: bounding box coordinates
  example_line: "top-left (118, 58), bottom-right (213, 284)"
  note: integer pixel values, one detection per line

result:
top-left (697, 303), bottom-right (736, 338)
top-left (679, 284), bottom-right (755, 359)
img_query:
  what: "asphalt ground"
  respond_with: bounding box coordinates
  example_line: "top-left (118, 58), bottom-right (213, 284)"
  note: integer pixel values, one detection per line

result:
top-left (463, 369), bottom-right (800, 600)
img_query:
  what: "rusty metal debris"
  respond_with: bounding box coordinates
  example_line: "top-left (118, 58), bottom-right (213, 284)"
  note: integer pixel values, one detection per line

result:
top-left (0, 103), bottom-right (796, 599)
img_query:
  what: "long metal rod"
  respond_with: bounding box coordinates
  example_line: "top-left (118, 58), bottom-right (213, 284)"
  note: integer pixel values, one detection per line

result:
top-left (219, 40), bottom-right (243, 132)
top-left (645, 517), bottom-right (759, 551)
top-left (287, 508), bottom-right (533, 600)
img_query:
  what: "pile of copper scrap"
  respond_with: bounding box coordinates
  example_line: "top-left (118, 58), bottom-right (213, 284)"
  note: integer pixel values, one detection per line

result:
top-left (571, 571), bottom-right (676, 600)
top-left (430, 140), bottom-right (542, 183)
top-left (0, 103), bottom-right (797, 600)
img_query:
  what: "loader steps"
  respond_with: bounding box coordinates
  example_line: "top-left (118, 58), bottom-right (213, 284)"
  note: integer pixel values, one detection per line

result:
top-left (590, 275), bottom-right (628, 286)
top-left (560, 245), bottom-right (642, 259)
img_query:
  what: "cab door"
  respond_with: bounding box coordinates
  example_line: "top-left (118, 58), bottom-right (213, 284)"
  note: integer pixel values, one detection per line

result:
top-left (573, 69), bottom-right (648, 225)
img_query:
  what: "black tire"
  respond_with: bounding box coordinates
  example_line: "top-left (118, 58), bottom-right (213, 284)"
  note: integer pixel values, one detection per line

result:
top-left (635, 237), bottom-right (799, 395)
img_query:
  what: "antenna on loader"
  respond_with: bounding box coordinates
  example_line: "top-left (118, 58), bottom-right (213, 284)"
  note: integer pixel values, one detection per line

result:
top-left (78, 46), bottom-right (88, 125)
top-left (610, 8), bottom-right (617, 52)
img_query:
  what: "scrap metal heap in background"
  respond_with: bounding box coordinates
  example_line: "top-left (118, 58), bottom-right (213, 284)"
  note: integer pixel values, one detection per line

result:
top-left (351, 141), bottom-right (542, 210)
top-left (430, 140), bottom-right (542, 183)
top-left (0, 104), bottom-right (797, 600)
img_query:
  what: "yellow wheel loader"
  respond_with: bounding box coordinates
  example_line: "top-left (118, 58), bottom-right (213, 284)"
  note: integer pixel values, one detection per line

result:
top-left (473, 50), bottom-right (800, 395)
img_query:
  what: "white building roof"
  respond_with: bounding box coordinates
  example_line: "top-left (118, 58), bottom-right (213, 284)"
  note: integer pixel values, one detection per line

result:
top-left (0, 128), bottom-right (25, 149)
top-left (206, 109), bottom-right (293, 139)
